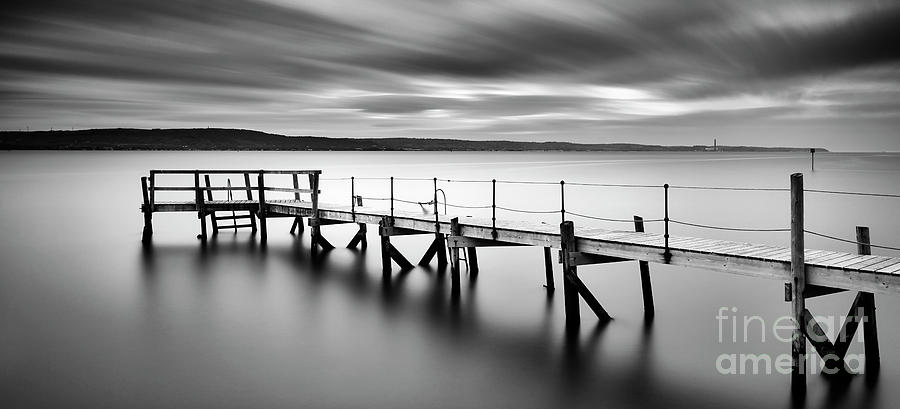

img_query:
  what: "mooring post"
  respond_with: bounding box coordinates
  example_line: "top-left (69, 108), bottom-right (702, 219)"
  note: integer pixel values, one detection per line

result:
top-left (663, 184), bottom-right (671, 263)
top-left (543, 247), bottom-right (554, 291)
top-left (243, 172), bottom-right (257, 233)
top-left (790, 173), bottom-right (806, 393)
top-left (195, 171), bottom-right (207, 243)
top-left (450, 217), bottom-right (461, 291)
top-left (140, 176), bottom-right (153, 243)
top-left (560, 221), bottom-right (580, 327)
top-left (857, 226), bottom-right (880, 373)
top-left (491, 179), bottom-right (498, 240)
top-left (257, 171), bottom-right (267, 243)
top-left (634, 216), bottom-right (655, 318)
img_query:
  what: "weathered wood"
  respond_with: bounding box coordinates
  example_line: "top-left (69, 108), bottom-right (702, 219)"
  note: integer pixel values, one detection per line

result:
top-left (141, 176), bottom-right (153, 243)
top-left (445, 236), bottom-right (527, 248)
top-left (802, 309), bottom-right (850, 375)
top-left (418, 237), bottom-right (440, 266)
top-left (204, 175), bottom-right (219, 234)
top-left (195, 171), bottom-right (207, 243)
top-left (560, 221), bottom-right (580, 326)
top-left (857, 226), bottom-right (880, 373)
top-left (563, 251), bottom-right (630, 266)
top-left (347, 223), bottom-right (367, 249)
top-left (790, 173), bottom-right (806, 391)
top-left (565, 270), bottom-right (612, 321)
top-left (450, 218), bottom-right (461, 291)
top-left (467, 247), bottom-right (479, 275)
top-left (380, 218), bottom-right (391, 274)
top-left (435, 232), bottom-right (447, 269)
top-left (634, 216), bottom-right (655, 318)
top-left (309, 173), bottom-right (320, 252)
top-left (257, 171), bottom-right (267, 243)
top-left (543, 247), bottom-right (554, 291)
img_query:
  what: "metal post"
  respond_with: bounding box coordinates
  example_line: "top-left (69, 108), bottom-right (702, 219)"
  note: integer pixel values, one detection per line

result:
top-left (433, 177), bottom-right (439, 233)
top-left (790, 173), bottom-right (806, 394)
top-left (351, 176), bottom-right (356, 221)
top-left (663, 183), bottom-right (670, 263)
top-left (491, 179), bottom-right (497, 240)
top-left (560, 180), bottom-right (566, 223)
top-left (810, 148), bottom-right (815, 172)
top-left (390, 176), bottom-right (394, 219)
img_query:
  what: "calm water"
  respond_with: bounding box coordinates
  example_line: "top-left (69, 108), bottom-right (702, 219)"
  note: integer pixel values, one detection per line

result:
top-left (2, 151), bottom-right (899, 408)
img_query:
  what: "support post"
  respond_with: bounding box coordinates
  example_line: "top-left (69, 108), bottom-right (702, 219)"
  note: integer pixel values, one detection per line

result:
top-left (467, 247), bottom-right (479, 275)
top-left (560, 221), bottom-right (580, 327)
top-left (380, 218), bottom-right (391, 275)
top-left (543, 247), bottom-right (554, 291)
top-left (195, 171), bottom-right (207, 243)
top-left (634, 216), bottom-right (655, 318)
top-left (140, 176), bottom-right (153, 243)
top-left (257, 171), bottom-right (267, 243)
top-left (857, 226), bottom-right (880, 373)
top-left (244, 172), bottom-right (257, 232)
top-left (291, 173), bottom-right (303, 234)
top-left (310, 173), bottom-right (322, 254)
top-left (347, 223), bottom-right (368, 249)
top-left (790, 173), bottom-right (806, 393)
top-left (450, 218), bottom-right (461, 291)
top-left (204, 175), bottom-right (218, 234)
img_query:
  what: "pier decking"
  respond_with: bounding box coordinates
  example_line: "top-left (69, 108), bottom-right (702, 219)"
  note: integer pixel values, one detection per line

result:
top-left (141, 169), bottom-right (898, 393)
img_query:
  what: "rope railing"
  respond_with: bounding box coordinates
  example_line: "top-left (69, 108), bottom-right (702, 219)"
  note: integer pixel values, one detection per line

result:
top-left (805, 230), bottom-right (900, 251)
top-left (670, 219), bottom-right (790, 232)
top-left (338, 174), bottom-right (899, 258)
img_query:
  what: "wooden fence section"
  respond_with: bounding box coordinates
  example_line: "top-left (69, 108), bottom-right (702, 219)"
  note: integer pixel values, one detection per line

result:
top-left (141, 169), bottom-right (898, 394)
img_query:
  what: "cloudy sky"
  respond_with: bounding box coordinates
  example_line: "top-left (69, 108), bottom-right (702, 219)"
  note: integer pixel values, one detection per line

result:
top-left (2, 0), bottom-right (899, 150)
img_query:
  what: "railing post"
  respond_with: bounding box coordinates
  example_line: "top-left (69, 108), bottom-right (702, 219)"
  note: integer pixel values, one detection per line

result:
top-left (310, 172), bottom-right (321, 253)
top-left (560, 180), bottom-right (566, 223)
top-left (390, 176), bottom-right (394, 219)
top-left (433, 177), bottom-right (440, 233)
top-left (351, 176), bottom-right (356, 221)
top-left (149, 171), bottom-right (156, 212)
top-left (257, 170), bottom-right (267, 243)
top-left (857, 226), bottom-right (880, 374)
top-left (663, 183), bottom-right (670, 263)
top-left (491, 179), bottom-right (497, 240)
top-left (790, 173), bottom-right (806, 394)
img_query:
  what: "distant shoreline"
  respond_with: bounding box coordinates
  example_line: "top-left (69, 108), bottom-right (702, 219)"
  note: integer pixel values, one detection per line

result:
top-left (0, 128), bottom-right (827, 152)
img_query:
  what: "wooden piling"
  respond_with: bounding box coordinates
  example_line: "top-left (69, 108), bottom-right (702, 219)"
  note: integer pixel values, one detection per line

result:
top-left (560, 221), bottom-right (580, 326)
top-left (243, 172), bottom-right (257, 232)
top-left (790, 173), bottom-right (806, 392)
top-left (450, 218), bottom-right (461, 290)
top-left (195, 171), bottom-right (207, 243)
top-left (203, 175), bottom-right (218, 233)
top-left (857, 226), bottom-right (880, 373)
top-left (309, 173), bottom-right (321, 251)
top-left (467, 247), bottom-right (479, 275)
top-left (347, 223), bottom-right (367, 249)
top-left (380, 217), bottom-right (391, 275)
top-left (140, 176), bottom-right (153, 243)
top-left (634, 216), bottom-right (655, 317)
top-left (257, 171), bottom-right (267, 243)
top-left (543, 247), bottom-right (554, 291)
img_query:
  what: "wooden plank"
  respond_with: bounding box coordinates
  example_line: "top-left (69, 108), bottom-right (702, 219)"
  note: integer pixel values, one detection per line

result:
top-left (830, 255), bottom-right (876, 269)
top-left (876, 261), bottom-right (900, 274)
top-left (819, 253), bottom-right (865, 267)
top-left (843, 256), bottom-right (893, 270)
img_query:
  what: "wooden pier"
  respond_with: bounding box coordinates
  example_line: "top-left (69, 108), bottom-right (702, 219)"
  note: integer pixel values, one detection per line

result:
top-left (141, 169), bottom-right (899, 393)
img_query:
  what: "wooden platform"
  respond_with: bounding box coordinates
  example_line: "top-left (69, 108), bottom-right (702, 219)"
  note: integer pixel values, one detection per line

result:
top-left (152, 198), bottom-right (900, 295)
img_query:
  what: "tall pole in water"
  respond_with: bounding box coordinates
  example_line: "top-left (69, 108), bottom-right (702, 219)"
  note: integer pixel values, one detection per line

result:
top-left (810, 148), bottom-right (815, 172)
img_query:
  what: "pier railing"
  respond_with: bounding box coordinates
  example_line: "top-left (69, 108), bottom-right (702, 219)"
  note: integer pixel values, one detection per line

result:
top-left (330, 176), bottom-right (900, 255)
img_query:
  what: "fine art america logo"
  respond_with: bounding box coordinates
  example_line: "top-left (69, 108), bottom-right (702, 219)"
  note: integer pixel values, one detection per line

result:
top-left (715, 306), bottom-right (867, 375)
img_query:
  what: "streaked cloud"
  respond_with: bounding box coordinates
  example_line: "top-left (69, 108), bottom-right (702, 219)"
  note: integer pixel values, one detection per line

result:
top-left (1, 0), bottom-right (899, 150)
